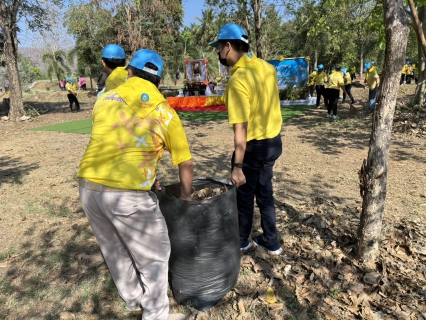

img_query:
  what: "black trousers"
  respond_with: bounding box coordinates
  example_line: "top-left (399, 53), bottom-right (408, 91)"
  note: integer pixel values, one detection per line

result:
top-left (232, 135), bottom-right (282, 250)
top-left (325, 88), bottom-right (339, 116)
top-left (315, 85), bottom-right (327, 108)
top-left (2, 98), bottom-right (10, 116)
top-left (343, 84), bottom-right (355, 103)
top-left (400, 74), bottom-right (406, 85)
top-left (67, 94), bottom-right (80, 111)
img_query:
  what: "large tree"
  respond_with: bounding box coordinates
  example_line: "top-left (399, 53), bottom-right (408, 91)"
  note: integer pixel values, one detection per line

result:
top-left (0, 0), bottom-right (54, 120)
top-left (357, 0), bottom-right (409, 262)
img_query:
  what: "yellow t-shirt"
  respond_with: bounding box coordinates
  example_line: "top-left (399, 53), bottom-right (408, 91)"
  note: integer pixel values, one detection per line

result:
top-left (401, 65), bottom-right (407, 75)
top-left (66, 82), bottom-right (77, 94)
top-left (77, 77), bottom-right (192, 190)
top-left (366, 66), bottom-right (379, 89)
top-left (223, 52), bottom-right (282, 142)
top-left (105, 67), bottom-right (128, 92)
top-left (344, 72), bottom-right (351, 85)
top-left (406, 65), bottom-right (413, 75)
top-left (327, 72), bottom-right (344, 90)
top-left (315, 72), bottom-right (328, 85)
top-left (351, 67), bottom-right (356, 73)
top-left (308, 71), bottom-right (317, 86)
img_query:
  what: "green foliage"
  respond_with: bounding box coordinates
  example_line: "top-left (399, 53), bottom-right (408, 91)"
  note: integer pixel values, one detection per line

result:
top-left (19, 58), bottom-right (42, 84)
top-left (279, 85), bottom-right (307, 101)
top-left (42, 50), bottom-right (71, 82)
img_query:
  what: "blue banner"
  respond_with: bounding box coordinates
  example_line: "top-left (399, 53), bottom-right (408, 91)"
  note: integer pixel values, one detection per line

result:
top-left (267, 58), bottom-right (309, 89)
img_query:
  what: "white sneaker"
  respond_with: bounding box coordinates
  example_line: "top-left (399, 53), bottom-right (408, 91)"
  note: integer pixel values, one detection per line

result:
top-left (252, 239), bottom-right (283, 255)
top-left (240, 242), bottom-right (253, 252)
top-left (333, 115), bottom-right (340, 120)
top-left (326, 113), bottom-right (331, 118)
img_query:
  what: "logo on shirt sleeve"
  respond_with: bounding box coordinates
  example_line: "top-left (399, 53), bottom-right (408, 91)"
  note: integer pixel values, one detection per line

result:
top-left (141, 93), bottom-right (150, 102)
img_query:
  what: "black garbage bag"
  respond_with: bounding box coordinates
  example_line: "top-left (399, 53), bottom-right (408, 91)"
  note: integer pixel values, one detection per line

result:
top-left (156, 177), bottom-right (240, 311)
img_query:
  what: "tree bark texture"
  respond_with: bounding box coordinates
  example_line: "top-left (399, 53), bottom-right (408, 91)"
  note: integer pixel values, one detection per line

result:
top-left (251, 0), bottom-right (262, 59)
top-left (0, 0), bottom-right (26, 120)
top-left (414, 7), bottom-right (426, 104)
top-left (357, 0), bottom-right (409, 262)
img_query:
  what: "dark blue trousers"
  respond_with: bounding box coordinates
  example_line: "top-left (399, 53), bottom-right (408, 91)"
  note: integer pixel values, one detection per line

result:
top-left (232, 134), bottom-right (282, 250)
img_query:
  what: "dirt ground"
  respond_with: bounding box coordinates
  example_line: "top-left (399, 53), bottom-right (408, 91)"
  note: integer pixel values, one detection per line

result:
top-left (0, 81), bottom-right (425, 320)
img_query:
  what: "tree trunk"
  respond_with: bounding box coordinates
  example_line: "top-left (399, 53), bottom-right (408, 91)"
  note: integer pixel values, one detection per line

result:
top-left (414, 6), bottom-right (426, 104)
top-left (359, 44), bottom-right (364, 79)
top-left (2, 23), bottom-right (25, 120)
top-left (357, 0), bottom-right (409, 262)
top-left (251, 0), bottom-right (263, 59)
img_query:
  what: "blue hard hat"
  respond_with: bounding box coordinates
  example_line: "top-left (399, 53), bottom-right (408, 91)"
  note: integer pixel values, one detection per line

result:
top-left (318, 64), bottom-right (324, 69)
top-left (314, 67), bottom-right (318, 71)
top-left (102, 44), bottom-right (126, 59)
top-left (209, 23), bottom-right (248, 48)
top-left (341, 67), bottom-right (347, 74)
top-left (127, 49), bottom-right (164, 77)
top-left (66, 77), bottom-right (72, 82)
top-left (364, 62), bottom-right (372, 70)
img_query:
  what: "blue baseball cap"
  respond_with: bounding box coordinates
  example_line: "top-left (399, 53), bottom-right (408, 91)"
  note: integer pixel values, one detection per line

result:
top-left (314, 67), bottom-right (318, 71)
top-left (364, 62), bottom-right (372, 71)
top-left (341, 67), bottom-right (347, 74)
top-left (318, 64), bottom-right (324, 69)
top-left (127, 49), bottom-right (164, 77)
top-left (102, 44), bottom-right (126, 59)
top-left (208, 23), bottom-right (248, 48)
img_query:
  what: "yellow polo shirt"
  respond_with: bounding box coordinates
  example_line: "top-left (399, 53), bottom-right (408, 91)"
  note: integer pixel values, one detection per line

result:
top-left (308, 71), bottom-right (317, 86)
top-left (344, 72), bottom-right (351, 84)
top-left (105, 67), bottom-right (128, 92)
top-left (327, 72), bottom-right (344, 90)
top-left (315, 72), bottom-right (328, 85)
top-left (223, 52), bottom-right (282, 141)
top-left (66, 82), bottom-right (77, 94)
top-left (77, 77), bottom-right (192, 190)
top-left (366, 66), bottom-right (379, 89)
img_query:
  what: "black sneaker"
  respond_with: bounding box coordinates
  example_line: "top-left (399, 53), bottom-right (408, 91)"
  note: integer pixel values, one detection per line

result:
top-left (252, 235), bottom-right (283, 255)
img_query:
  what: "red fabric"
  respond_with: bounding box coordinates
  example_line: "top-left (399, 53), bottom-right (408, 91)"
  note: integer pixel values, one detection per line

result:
top-left (167, 97), bottom-right (226, 112)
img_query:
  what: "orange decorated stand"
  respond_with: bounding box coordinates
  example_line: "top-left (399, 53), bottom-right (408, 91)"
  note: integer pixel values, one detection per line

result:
top-left (167, 58), bottom-right (226, 111)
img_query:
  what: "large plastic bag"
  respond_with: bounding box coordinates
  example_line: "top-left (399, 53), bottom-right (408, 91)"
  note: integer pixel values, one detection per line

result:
top-left (156, 177), bottom-right (240, 311)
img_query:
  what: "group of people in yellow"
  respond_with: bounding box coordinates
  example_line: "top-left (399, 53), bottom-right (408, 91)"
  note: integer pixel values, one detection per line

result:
top-left (77, 21), bottom-right (287, 318)
top-left (307, 64), bottom-right (354, 119)
top-left (400, 61), bottom-right (416, 85)
top-left (307, 61), bottom-right (380, 117)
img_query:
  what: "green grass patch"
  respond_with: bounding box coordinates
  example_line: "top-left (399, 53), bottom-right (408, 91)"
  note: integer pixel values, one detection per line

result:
top-left (30, 105), bottom-right (313, 134)
top-left (30, 118), bottom-right (92, 134)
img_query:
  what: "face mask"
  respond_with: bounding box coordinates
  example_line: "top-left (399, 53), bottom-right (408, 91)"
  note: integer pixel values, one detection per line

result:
top-left (218, 46), bottom-right (229, 67)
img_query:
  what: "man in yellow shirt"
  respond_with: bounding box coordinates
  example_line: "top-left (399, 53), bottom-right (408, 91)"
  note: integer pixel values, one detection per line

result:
top-left (315, 64), bottom-right (328, 109)
top-left (78, 49), bottom-right (194, 319)
top-left (363, 62), bottom-right (380, 111)
top-left (98, 44), bottom-right (128, 96)
top-left (406, 62), bottom-right (413, 84)
top-left (209, 23), bottom-right (283, 255)
top-left (65, 78), bottom-right (80, 112)
top-left (341, 67), bottom-right (355, 104)
top-left (325, 67), bottom-right (346, 119)
top-left (400, 63), bottom-right (407, 85)
top-left (307, 67), bottom-right (317, 98)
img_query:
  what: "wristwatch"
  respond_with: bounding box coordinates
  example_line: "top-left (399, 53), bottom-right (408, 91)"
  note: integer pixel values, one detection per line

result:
top-left (233, 163), bottom-right (243, 168)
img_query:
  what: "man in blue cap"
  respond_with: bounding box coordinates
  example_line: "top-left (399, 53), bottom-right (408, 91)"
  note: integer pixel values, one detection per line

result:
top-left (78, 49), bottom-right (194, 319)
top-left (98, 44), bottom-right (127, 96)
top-left (209, 23), bottom-right (283, 255)
top-left (315, 64), bottom-right (328, 109)
top-left (363, 61), bottom-right (380, 112)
